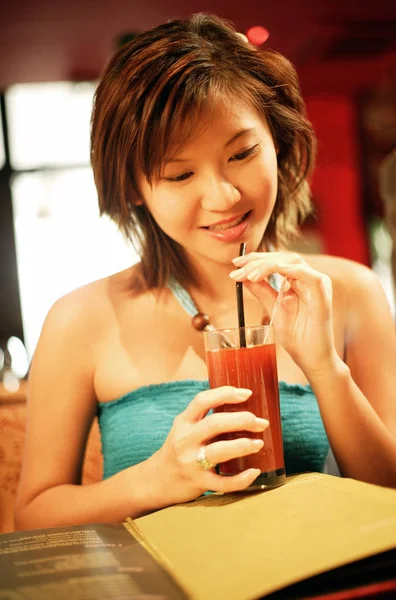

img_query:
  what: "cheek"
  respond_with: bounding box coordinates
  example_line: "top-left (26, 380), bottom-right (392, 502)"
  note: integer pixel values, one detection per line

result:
top-left (146, 191), bottom-right (194, 234)
top-left (246, 156), bottom-right (278, 198)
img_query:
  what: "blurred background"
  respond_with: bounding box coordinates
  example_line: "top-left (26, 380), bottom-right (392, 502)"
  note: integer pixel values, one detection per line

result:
top-left (0, 0), bottom-right (395, 384)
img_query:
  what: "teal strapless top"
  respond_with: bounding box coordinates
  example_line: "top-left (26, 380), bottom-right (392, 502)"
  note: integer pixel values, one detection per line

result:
top-left (97, 379), bottom-right (330, 480)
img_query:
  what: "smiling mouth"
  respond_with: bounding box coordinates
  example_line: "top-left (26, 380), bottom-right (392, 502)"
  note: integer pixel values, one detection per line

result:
top-left (205, 211), bottom-right (251, 231)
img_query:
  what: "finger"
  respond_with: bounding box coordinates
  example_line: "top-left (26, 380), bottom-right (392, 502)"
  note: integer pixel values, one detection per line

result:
top-left (183, 386), bottom-right (252, 423)
top-left (231, 251), bottom-right (303, 269)
top-left (206, 437), bottom-right (264, 465)
top-left (232, 251), bottom-right (286, 266)
top-left (277, 263), bottom-right (332, 298)
top-left (243, 278), bottom-right (281, 316)
top-left (206, 468), bottom-right (262, 493)
top-left (230, 254), bottom-right (304, 282)
top-left (229, 258), bottom-right (269, 281)
top-left (231, 252), bottom-right (270, 267)
top-left (193, 410), bottom-right (269, 443)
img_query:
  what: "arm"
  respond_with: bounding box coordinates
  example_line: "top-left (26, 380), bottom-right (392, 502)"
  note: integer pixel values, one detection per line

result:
top-left (16, 287), bottom-right (267, 529)
top-left (307, 263), bottom-right (396, 487)
top-left (15, 288), bottom-right (168, 528)
top-left (231, 252), bottom-right (396, 488)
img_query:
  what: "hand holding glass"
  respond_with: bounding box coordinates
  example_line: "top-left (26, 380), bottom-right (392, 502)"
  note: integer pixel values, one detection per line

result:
top-left (204, 324), bottom-right (285, 490)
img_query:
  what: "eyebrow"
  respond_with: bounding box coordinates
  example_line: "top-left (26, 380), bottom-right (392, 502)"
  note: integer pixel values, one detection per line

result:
top-left (225, 128), bottom-right (255, 147)
top-left (164, 128), bottom-right (255, 164)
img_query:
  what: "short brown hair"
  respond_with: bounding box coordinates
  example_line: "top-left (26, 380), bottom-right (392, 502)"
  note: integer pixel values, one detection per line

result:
top-left (91, 13), bottom-right (316, 290)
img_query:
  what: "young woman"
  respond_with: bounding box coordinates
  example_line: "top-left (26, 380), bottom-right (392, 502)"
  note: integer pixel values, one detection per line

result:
top-left (15, 13), bottom-right (396, 529)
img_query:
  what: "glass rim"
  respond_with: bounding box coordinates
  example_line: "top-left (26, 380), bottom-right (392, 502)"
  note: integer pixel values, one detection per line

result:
top-left (203, 323), bottom-right (274, 336)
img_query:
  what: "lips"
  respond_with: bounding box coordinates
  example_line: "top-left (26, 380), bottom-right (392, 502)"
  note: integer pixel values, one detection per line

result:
top-left (202, 211), bottom-right (251, 243)
top-left (206, 214), bottom-right (246, 231)
top-left (203, 211), bottom-right (250, 231)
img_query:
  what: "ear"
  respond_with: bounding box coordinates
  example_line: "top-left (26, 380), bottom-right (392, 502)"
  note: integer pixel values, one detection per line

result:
top-left (133, 191), bottom-right (145, 206)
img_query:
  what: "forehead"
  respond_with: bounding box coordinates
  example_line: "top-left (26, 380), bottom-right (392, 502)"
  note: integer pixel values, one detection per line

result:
top-left (137, 85), bottom-right (270, 182)
top-left (168, 98), bottom-right (267, 154)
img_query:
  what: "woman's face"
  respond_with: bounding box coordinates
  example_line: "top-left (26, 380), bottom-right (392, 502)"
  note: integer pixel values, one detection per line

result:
top-left (138, 99), bottom-right (278, 270)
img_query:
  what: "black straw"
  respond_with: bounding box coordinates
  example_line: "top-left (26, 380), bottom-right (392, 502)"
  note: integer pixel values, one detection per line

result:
top-left (236, 242), bottom-right (247, 347)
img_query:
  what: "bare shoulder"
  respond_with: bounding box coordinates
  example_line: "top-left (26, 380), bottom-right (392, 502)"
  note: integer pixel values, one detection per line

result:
top-left (41, 265), bottom-right (136, 343)
top-left (29, 264), bottom-right (139, 407)
top-left (30, 265), bottom-right (141, 390)
top-left (301, 253), bottom-right (393, 332)
top-left (43, 280), bottom-right (107, 340)
top-left (302, 253), bottom-right (383, 296)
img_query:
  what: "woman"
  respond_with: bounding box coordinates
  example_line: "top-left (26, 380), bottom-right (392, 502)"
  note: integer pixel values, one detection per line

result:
top-left (15, 13), bottom-right (396, 529)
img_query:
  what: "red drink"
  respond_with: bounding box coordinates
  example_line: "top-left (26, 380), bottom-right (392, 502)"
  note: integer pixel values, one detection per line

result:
top-left (205, 326), bottom-right (285, 490)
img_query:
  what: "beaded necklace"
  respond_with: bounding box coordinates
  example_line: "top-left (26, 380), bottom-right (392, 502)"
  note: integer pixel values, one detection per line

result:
top-left (168, 274), bottom-right (279, 332)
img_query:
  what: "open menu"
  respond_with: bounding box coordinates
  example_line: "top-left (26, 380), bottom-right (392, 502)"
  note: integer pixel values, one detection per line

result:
top-left (129, 472), bottom-right (396, 599)
top-left (0, 522), bottom-right (187, 599)
top-left (1, 473), bottom-right (396, 599)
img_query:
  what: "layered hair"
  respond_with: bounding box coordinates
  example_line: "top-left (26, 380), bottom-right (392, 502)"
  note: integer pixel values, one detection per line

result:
top-left (91, 13), bottom-right (316, 290)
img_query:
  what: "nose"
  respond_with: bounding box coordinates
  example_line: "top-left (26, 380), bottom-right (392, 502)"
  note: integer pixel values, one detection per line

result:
top-left (200, 173), bottom-right (241, 212)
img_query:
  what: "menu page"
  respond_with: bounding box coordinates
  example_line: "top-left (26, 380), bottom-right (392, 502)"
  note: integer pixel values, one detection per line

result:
top-left (131, 473), bottom-right (396, 600)
top-left (0, 523), bottom-right (188, 599)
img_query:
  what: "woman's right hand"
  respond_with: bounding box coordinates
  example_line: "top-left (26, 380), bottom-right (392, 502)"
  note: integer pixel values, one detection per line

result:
top-left (154, 386), bottom-right (269, 505)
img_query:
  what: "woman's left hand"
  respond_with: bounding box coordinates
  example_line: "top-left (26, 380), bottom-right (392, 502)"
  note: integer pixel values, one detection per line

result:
top-left (230, 251), bottom-right (338, 376)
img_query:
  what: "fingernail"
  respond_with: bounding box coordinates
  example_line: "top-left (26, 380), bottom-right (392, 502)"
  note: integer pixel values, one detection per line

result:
top-left (248, 468), bottom-right (261, 478)
top-left (247, 268), bottom-right (260, 281)
top-left (255, 417), bottom-right (269, 430)
top-left (229, 269), bottom-right (244, 280)
top-left (232, 256), bottom-right (245, 265)
top-left (235, 388), bottom-right (252, 400)
top-left (252, 439), bottom-right (264, 449)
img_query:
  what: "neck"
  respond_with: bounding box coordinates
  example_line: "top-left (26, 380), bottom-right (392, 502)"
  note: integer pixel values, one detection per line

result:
top-left (181, 253), bottom-right (267, 331)
top-left (187, 256), bottom-right (240, 304)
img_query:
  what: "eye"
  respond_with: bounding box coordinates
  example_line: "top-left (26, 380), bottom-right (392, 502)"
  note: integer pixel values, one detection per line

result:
top-left (164, 172), bottom-right (193, 182)
top-left (229, 144), bottom-right (259, 162)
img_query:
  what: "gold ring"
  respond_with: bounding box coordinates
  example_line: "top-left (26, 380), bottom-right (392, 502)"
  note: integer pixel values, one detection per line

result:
top-left (197, 446), bottom-right (216, 471)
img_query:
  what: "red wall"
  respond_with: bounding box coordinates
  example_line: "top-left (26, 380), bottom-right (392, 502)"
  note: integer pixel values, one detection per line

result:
top-left (306, 95), bottom-right (370, 265)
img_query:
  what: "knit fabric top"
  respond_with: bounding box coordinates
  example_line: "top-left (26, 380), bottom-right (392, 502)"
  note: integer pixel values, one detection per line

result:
top-left (98, 379), bottom-right (329, 480)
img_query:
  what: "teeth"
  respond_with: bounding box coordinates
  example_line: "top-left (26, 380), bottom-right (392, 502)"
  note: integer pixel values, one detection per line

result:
top-left (208, 215), bottom-right (245, 231)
